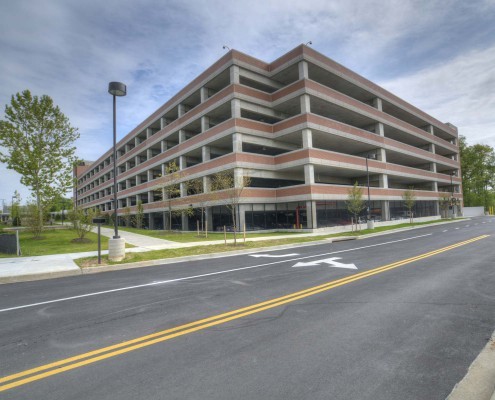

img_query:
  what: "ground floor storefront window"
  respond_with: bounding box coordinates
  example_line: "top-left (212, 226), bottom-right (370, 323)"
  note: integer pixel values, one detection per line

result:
top-left (316, 200), bottom-right (382, 228)
top-left (389, 200), bottom-right (437, 220)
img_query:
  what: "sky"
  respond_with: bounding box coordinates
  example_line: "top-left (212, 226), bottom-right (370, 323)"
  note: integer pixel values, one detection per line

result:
top-left (0, 0), bottom-right (494, 207)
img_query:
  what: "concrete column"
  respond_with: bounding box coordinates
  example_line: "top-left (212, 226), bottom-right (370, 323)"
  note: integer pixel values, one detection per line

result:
top-left (136, 175), bottom-right (141, 185)
top-left (181, 213), bottom-right (189, 231)
top-left (300, 94), bottom-right (311, 114)
top-left (200, 87), bottom-right (209, 102)
top-left (161, 164), bottom-right (166, 176)
top-left (432, 181), bottom-right (438, 191)
top-left (306, 200), bottom-right (317, 229)
top-left (429, 143), bottom-right (436, 154)
top-left (178, 129), bottom-right (186, 143)
top-left (205, 207), bottom-right (213, 232)
top-left (237, 204), bottom-right (247, 231)
top-left (180, 182), bottom-right (187, 197)
top-left (148, 191), bottom-right (153, 204)
top-left (178, 104), bottom-right (186, 118)
top-left (376, 148), bottom-right (386, 162)
top-left (201, 116), bottom-right (210, 132)
top-left (160, 117), bottom-right (166, 130)
top-left (179, 155), bottom-right (186, 170)
top-left (203, 176), bottom-right (210, 193)
top-left (125, 144), bottom-right (131, 153)
top-left (147, 149), bottom-right (153, 160)
top-left (231, 98), bottom-right (241, 118)
top-left (230, 65), bottom-right (240, 84)
top-left (149, 213), bottom-right (155, 230)
top-left (234, 168), bottom-right (244, 188)
top-left (135, 156), bottom-right (139, 166)
top-left (434, 201), bottom-right (440, 216)
top-left (426, 125), bottom-right (434, 135)
top-left (126, 161), bottom-right (131, 171)
top-left (302, 129), bottom-right (313, 148)
top-left (373, 98), bottom-right (383, 111)
top-left (161, 140), bottom-right (167, 152)
top-left (379, 174), bottom-right (388, 188)
top-left (298, 60), bottom-right (309, 79)
top-left (430, 162), bottom-right (437, 173)
top-left (375, 122), bottom-right (385, 137)
top-left (202, 146), bottom-right (211, 162)
top-left (135, 137), bottom-right (140, 147)
top-left (304, 164), bottom-right (315, 184)
top-left (146, 128), bottom-right (152, 139)
top-left (381, 200), bottom-right (390, 221)
top-left (147, 170), bottom-right (153, 182)
top-left (233, 132), bottom-right (243, 153)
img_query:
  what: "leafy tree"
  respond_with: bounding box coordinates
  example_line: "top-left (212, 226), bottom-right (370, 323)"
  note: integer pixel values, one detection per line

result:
top-left (134, 200), bottom-right (144, 229)
top-left (24, 203), bottom-right (44, 238)
top-left (69, 208), bottom-right (95, 241)
top-left (159, 160), bottom-right (189, 231)
top-left (402, 187), bottom-right (416, 223)
top-left (123, 206), bottom-right (132, 227)
top-left (346, 182), bottom-right (365, 231)
top-left (211, 169), bottom-right (251, 245)
top-left (459, 136), bottom-right (495, 209)
top-left (10, 190), bottom-right (22, 227)
top-left (0, 90), bottom-right (79, 232)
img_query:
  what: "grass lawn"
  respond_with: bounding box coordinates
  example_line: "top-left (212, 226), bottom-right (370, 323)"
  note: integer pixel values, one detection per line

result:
top-left (0, 228), bottom-right (133, 257)
top-left (117, 226), bottom-right (304, 242)
top-left (77, 218), bottom-right (463, 267)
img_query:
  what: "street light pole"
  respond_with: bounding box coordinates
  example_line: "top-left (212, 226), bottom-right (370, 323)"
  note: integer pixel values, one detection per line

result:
top-left (108, 82), bottom-right (126, 261)
top-left (108, 82), bottom-right (126, 239)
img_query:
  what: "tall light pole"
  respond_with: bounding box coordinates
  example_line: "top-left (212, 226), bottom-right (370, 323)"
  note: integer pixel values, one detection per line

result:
top-left (108, 82), bottom-right (126, 239)
top-left (107, 82), bottom-right (126, 262)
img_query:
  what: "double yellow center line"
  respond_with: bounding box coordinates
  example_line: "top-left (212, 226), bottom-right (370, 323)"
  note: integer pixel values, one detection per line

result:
top-left (0, 235), bottom-right (489, 392)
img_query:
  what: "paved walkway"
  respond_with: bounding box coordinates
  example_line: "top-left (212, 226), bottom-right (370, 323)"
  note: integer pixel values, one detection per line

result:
top-left (93, 226), bottom-right (176, 249)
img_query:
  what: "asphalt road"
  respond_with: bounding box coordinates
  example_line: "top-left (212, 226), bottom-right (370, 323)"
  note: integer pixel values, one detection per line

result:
top-left (1, 218), bottom-right (494, 399)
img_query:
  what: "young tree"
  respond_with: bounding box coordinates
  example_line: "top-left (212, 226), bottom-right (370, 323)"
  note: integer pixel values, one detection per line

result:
top-left (402, 187), bottom-right (416, 223)
top-left (0, 90), bottom-right (79, 232)
top-left (69, 208), bottom-right (95, 241)
top-left (123, 206), bottom-right (132, 227)
top-left (211, 169), bottom-right (251, 245)
top-left (134, 200), bottom-right (144, 229)
top-left (10, 190), bottom-right (22, 227)
top-left (24, 203), bottom-right (44, 239)
top-left (159, 160), bottom-right (188, 231)
top-left (459, 135), bottom-right (495, 209)
top-left (346, 182), bottom-right (365, 231)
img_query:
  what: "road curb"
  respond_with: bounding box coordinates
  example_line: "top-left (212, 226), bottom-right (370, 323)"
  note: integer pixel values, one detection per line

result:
top-left (0, 269), bottom-right (82, 284)
top-left (446, 330), bottom-right (495, 400)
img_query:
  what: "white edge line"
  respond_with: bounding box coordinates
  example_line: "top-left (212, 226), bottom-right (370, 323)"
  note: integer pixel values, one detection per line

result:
top-left (0, 233), bottom-right (433, 313)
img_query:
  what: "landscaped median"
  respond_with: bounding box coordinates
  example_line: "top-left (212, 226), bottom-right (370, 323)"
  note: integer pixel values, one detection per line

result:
top-left (76, 219), bottom-right (464, 268)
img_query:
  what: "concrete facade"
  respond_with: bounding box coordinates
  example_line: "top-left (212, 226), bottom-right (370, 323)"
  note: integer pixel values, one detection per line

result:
top-left (75, 44), bottom-right (462, 231)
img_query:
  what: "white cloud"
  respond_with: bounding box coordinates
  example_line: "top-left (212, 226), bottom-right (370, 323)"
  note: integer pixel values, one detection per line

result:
top-left (378, 44), bottom-right (495, 147)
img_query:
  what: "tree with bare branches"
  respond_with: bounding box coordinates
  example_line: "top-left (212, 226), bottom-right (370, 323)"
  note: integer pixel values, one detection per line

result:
top-left (211, 169), bottom-right (251, 245)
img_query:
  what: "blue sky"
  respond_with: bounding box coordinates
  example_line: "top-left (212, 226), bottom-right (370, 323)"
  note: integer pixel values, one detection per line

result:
top-left (1, 0), bottom-right (494, 206)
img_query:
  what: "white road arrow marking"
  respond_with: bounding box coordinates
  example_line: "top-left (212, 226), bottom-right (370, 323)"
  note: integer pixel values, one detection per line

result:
top-left (250, 253), bottom-right (300, 258)
top-left (292, 257), bottom-right (357, 269)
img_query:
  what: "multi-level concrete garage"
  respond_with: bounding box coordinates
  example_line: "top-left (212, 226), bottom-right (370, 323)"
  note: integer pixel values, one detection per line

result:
top-left (74, 44), bottom-right (462, 231)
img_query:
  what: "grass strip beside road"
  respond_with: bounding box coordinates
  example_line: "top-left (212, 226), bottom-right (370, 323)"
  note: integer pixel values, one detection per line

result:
top-left (0, 234), bottom-right (488, 393)
top-left (0, 229), bottom-right (133, 258)
top-left (77, 219), bottom-right (464, 268)
top-left (116, 227), bottom-right (302, 242)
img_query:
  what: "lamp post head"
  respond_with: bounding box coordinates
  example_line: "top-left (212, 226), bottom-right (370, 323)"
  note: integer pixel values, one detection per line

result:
top-left (108, 82), bottom-right (126, 97)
